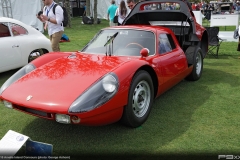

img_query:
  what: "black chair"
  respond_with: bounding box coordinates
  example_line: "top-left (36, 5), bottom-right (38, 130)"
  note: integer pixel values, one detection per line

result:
top-left (205, 27), bottom-right (223, 58)
top-left (82, 16), bottom-right (101, 24)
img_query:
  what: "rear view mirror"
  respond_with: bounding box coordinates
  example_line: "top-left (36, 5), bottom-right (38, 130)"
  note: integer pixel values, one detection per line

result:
top-left (140, 48), bottom-right (149, 57)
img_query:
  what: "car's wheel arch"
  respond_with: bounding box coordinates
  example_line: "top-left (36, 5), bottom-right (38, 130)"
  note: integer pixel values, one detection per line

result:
top-left (185, 47), bottom-right (203, 81)
top-left (133, 65), bottom-right (158, 99)
top-left (113, 61), bottom-right (159, 99)
top-left (28, 48), bottom-right (50, 63)
top-left (199, 30), bottom-right (208, 58)
top-left (184, 29), bottom-right (208, 60)
top-left (121, 68), bottom-right (155, 127)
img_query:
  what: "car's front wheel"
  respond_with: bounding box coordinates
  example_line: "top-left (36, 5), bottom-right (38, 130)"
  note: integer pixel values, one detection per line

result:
top-left (28, 49), bottom-right (48, 62)
top-left (121, 70), bottom-right (154, 128)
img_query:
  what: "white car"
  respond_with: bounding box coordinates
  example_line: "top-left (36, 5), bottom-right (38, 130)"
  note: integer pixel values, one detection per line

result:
top-left (0, 17), bottom-right (52, 73)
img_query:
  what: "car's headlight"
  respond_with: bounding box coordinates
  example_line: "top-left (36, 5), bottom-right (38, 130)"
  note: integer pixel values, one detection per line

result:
top-left (102, 74), bottom-right (118, 92)
top-left (69, 73), bottom-right (119, 113)
top-left (0, 64), bottom-right (36, 95)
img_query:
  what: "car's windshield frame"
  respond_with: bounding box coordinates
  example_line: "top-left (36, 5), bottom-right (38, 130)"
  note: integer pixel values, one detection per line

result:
top-left (81, 28), bottom-right (156, 57)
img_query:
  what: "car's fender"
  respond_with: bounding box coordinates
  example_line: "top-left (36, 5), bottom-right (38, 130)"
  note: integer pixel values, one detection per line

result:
top-left (112, 58), bottom-right (155, 104)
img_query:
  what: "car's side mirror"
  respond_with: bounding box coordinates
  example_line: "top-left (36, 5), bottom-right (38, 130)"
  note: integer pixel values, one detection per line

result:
top-left (140, 48), bottom-right (149, 57)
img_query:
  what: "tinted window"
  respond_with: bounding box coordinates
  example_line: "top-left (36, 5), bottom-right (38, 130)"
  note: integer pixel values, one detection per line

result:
top-left (166, 34), bottom-right (176, 50)
top-left (0, 23), bottom-right (10, 38)
top-left (158, 34), bottom-right (172, 54)
top-left (9, 23), bottom-right (28, 36)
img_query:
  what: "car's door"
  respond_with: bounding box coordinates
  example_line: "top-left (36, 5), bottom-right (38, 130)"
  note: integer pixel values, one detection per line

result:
top-left (0, 22), bottom-right (22, 72)
top-left (154, 33), bottom-right (187, 94)
top-left (9, 22), bottom-right (31, 64)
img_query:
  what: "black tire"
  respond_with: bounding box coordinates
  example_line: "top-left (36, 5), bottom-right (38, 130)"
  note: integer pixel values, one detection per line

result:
top-left (185, 46), bottom-right (195, 65)
top-left (121, 70), bottom-right (154, 128)
top-left (185, 47), bottom-right (203, 81)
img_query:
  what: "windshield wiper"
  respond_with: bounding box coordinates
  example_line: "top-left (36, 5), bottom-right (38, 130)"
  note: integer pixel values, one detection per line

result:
top-left (104, 32), bottom-right (119, 56)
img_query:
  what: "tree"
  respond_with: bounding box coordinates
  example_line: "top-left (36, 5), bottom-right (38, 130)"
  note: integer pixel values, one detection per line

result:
top-left (64, 0), bottom-right (71, 27)
top-left (93, 0), bottom-right (97, 24)
top-left (82, 0), bottom-right (99, 25)
top-left (86, 0), bottom-right (90, 16)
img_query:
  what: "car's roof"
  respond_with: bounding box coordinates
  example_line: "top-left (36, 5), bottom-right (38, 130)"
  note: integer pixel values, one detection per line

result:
top-left (0, 17), bottom-right (29, 28)
top-left (0, 17), bottom-right (22, 23)
top-left (0, 17), bottom-right (40, 34)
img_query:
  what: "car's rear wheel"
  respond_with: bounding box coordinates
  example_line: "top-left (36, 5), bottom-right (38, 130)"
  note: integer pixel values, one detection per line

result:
top-left (185, 47), bottom-right (203, 81)
top-left (121, 70), bottom-right (154, 128)
top-left (28, 49), bottom-right (48, 63)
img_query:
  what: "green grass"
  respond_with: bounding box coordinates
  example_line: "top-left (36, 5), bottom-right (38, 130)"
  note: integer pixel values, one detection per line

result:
top-left (0, 17), bottom-right (240, 159)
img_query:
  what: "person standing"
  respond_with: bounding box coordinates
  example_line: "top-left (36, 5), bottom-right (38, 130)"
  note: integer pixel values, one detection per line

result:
top-left (115, 0), bottom-right (127, 25)
top-left (237, 26), bottom-right (240, 53)
top-left (81, 3), bottom-right (86, 24)
top-left (83, 3), bottom-right (86, 16)
top-left (37, 0), bottom-right (64, 52)
top-left (107, 0), bottom-right (118, 26)
top-left (126, 0), bottom-right (136, 11)
top-left (192, 3), bottom-right (196, 10)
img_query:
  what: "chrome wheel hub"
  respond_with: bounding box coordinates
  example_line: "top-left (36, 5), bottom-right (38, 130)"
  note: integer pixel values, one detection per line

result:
top-left (196, 52), bottom-right (202, 75)
top-left (132, 80), bottom-right (151, 118)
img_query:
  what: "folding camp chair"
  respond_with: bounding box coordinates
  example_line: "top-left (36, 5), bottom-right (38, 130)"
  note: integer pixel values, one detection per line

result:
top-left (205, 27), bottom-right (223, 58)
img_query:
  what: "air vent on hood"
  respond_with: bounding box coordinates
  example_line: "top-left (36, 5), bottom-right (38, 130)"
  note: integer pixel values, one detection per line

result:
top-left (68, 53), bottom-right (77, 59)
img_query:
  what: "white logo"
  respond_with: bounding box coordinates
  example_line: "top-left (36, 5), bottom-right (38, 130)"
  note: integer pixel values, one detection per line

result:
top-left (26, 95), bottom-right (33, 101)
top-left (218, 155), bottom-right (240, 159)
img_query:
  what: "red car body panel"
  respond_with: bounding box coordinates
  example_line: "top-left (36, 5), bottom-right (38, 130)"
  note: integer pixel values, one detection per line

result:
top-left (2, 54), bottom-right (133, 111)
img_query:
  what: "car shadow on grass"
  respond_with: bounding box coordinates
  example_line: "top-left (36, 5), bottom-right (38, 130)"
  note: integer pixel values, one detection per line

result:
top-left (17, 67), bottom-right (239, 157)
top-left (19, 84), bottom-right (208, 157)
top-left (0, 69), bottom-right (20, 84)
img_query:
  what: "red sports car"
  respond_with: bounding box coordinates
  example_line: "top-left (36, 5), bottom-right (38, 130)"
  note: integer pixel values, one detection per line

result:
top-left (0, 0), bottom-right (208, 128)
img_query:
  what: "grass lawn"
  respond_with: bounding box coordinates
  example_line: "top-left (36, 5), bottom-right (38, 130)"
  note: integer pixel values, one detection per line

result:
top-left (0, 17), bottom-right (240, 159)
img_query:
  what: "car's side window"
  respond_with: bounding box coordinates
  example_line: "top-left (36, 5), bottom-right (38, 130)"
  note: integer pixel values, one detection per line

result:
top-left (166, 34), bottom-right (176, 50)
top-left (9, 23), bottom-right (28, 36)
top-left (158, 34), bottom-right (172, 54)
top-left (0, 23), bottom-right (11, 38)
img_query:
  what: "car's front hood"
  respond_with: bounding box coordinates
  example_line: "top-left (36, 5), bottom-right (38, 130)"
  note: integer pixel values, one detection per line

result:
top-left (1, 53), bottom-right (131, 113)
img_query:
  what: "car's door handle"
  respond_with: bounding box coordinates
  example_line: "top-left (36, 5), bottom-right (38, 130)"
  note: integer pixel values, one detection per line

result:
top-left (12, 45), bottom-right (19, 48)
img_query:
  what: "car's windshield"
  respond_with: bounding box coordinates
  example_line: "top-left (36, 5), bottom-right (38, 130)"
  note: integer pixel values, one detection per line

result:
top-left (81, 29), bottom-right (155, 56)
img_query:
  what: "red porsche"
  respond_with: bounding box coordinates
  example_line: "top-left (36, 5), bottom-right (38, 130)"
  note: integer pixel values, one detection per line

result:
top-left (0, 0), bottom-right (208, 128)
